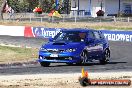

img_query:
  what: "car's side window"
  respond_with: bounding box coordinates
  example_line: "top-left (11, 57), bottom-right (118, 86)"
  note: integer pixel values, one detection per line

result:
top-left (98, 31), bottom-right (104, 39)
top-left (88, 31), bottom-right (95, 38)
top-left (93, 31), bottom-right (101, 39)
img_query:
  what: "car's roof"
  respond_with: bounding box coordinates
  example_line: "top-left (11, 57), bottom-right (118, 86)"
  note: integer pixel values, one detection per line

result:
top-left (61, 28), bottom-right (98, 32)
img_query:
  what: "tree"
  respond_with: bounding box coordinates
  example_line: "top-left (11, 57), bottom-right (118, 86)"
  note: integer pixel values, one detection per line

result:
top-left (41, 0), bottom-right (71, 14)
top-left (0, 0), bottom-right (7, 20)
top-left (0, 0), bottom-right (71, 20)
top-left (26, 0), bottom-right (38, 12)
top-left (39, 0), bottom-right (43, 8)
top-left (7, 0), bottom-right (29, 12)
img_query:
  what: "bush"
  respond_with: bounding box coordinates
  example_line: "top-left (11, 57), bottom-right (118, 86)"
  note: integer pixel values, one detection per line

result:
top-left (96, 10), bottom-right (104, 16)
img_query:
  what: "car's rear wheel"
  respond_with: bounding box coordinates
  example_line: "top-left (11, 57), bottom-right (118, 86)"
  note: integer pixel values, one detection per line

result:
top-left (100, 49), bottom-right (110, 64)
top-left (40, 62), bottom-right (50, 67)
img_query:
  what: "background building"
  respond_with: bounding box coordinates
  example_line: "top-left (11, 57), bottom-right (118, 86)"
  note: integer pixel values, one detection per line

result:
top-left (70, 0), bottom-right (132, 17)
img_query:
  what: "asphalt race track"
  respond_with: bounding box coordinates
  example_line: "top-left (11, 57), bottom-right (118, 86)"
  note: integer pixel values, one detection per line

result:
top-left (0, 36), bottom-right (132, 75)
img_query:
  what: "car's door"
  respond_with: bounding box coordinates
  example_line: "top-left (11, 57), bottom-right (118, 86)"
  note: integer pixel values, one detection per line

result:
top-left (92, 31), bottom-right (104, 58)
top-left (85, 31), bottom-right (96, 58)
top-left (85, 31), bottom-right (103, 59)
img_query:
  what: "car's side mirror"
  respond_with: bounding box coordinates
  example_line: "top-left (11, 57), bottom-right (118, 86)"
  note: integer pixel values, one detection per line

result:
top-left (49, 37), bottom-right (54, 42)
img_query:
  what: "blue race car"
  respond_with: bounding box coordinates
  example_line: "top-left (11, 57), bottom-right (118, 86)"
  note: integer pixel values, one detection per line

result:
top-left (38, 29), bottom-right (110, 67)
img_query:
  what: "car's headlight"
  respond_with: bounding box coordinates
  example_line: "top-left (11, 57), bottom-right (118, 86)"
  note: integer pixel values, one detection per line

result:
top-left (40, 47), bottom-right (47, 51)
top-left (66, 48), bottom-right (76, 52)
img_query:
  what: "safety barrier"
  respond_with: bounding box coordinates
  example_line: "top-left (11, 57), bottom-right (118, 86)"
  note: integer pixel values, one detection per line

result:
top-left (0, 25), bottom-right (132, 42)
top-left (0, 25), bottom-right (24, 36)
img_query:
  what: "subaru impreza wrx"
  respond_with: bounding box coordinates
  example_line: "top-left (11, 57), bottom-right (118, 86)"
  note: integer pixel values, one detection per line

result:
top-left (38, 29), bottom-right (110, 67)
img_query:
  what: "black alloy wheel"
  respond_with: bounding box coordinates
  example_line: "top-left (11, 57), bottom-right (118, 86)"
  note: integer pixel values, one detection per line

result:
top-left (100, 49), bottom-right (110, 64)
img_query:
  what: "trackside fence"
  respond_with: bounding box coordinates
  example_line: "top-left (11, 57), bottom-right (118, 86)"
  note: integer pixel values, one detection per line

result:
top-left (2, 13), bottom-right (132, 23)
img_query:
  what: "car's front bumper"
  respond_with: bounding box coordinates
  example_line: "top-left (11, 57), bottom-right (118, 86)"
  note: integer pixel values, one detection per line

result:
top-left (38, 58), bottom-right (80, 63)
top-left (38, 51), bottom-right (81, 63)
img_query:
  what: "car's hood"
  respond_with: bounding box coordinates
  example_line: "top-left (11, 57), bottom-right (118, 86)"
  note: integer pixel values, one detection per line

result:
top-left (42, 41), bottom-right (84, 49)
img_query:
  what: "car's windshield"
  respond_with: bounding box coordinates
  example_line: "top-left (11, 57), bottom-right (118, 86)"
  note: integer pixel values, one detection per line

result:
top-left (53, 31), bottom-right (86, 42)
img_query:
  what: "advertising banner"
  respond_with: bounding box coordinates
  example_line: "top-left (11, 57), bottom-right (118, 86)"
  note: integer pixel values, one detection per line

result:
top-left (101, 30), bottom-right (132, 42)
top-left (24, 27), bottom-right (132, 42)
top-left (32, 27), bottom-right (61, 38)
top-left (24, 26), bottom-right (61, 38)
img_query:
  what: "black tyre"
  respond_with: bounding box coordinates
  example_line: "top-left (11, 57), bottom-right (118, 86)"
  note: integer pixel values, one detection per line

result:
top-left (40, 62), bottom-right (50, 67)
top-left (77, 51), bottom-right (88, 65)
top-left (100, 49), bottom-right (110, 64)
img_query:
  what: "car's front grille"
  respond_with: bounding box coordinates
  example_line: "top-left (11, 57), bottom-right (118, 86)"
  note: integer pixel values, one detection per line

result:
top-left (45, 57), bottom-right (73, 60)
top-left (47, 49), bottom-right (65, 53)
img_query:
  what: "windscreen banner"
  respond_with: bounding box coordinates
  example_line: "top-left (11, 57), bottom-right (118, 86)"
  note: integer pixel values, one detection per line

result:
top-left (24, 27), bottom-right (132, 42)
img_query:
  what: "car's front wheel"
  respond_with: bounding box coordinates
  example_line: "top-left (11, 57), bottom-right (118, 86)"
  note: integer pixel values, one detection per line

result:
top-left (40, 62), bottom-right (50, 67)
top-left (77, 51), bottom-right (88, 65)
top-left (100, 49), bottom-right (110, 64)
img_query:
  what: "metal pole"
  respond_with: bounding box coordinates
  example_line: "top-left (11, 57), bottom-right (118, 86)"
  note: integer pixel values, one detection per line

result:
top-left (114, 16), bottom-right (116, 22)
top-left (55, 0), bottom-right (59, 10)
top-left (78, 0), bottom-right (80, 15)
top-left (30, 13), bottom-right (31, 22)
top-left (63, 14), bottom-right (65, 22)
top-left (41, 17), bottom-right (42, 22)
top-left (52, 16), bottom-right (54, 22)
top-left (75, 11), bottom-right (77, 23)
top-left (101, 1), bottom-right (103, 10)
top-left (67, 0), bottom-right (69, 14)
top-left (89, 0), bottom-right (91, 16)
top-left (118, 0), bottom-right (121, 16)
top-left (119, 0), bottom-right (121, 12)
top-left (128, 17), bottom-right (130, 22)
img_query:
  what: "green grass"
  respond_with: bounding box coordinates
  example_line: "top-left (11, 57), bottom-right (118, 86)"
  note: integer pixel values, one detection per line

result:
top-left (0, 45), bottom-right (38, 63)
